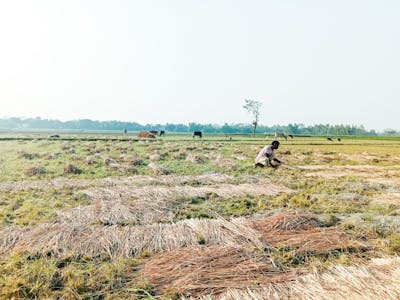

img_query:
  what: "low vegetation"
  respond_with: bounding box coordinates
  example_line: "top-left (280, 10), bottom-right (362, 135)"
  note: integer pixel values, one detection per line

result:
top-left (0, 133), bottom-right (400, 298)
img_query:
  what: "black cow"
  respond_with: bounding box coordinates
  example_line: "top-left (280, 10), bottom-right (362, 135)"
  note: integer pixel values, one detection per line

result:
top-left (288, 134), bottom-right (294, 139)
top-left (193, 131), bottom-right (202, 138)
top-left (149, 130), bottom-right (158, 135)
top-left (338, 138), bottom-right (341, 142)
top-left (50, 135), bottom-right (60, 138)
top-left (327, 137), bottom-right (333, 141)
top-left (159, 130), bottom-right (165, 136)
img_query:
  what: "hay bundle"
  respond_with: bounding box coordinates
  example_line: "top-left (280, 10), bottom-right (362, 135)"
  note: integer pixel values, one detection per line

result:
top-left (141, 246), bottom-right (293, 297)
top-left (120, 165), bottom-right (138, 174)
top-left (24, 164), bottom-right (46, 176)
top-left (64, 163), bottom-right (82, 174)
top-left (173, 150), bottom-right (187, 160)
top-left (70, 154), bottom-right (82, 161)
top-left (214, 156), bottom-right (237, 171)
top-left (104, 157), bottom-right (119, 169)
top-left (18, 151), bottom-right (40, 160)
top-left (186, 153), bottom-right (205, 164)
top-left (126, 154), bottom-right (144, 166)
top-left (148, 162), bottom-right (169, 175)
top-left (149, 154), bottom-right (162, 161)
top-left (85, 156), bottom-right (96, 165)
top-left (46, 152), bottom-right (60, 160)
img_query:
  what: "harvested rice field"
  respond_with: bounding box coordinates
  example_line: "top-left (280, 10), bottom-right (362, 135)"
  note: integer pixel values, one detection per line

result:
top-left (1, 134), bottom-right (400, 299)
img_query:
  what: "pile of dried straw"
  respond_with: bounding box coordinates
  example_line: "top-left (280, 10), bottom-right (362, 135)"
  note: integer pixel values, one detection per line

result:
top-left (141, 246), bottom-right (294, 297)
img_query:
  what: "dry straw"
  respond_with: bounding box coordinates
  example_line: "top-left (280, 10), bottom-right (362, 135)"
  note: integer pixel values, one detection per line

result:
top-left (249, 211), bottom-right (366, 254)
top-left (194, 257), bottom-right (400, 300)
top-left (0, 217), bottom-right (262, 259)
top-left (141, 246), bottom-right (295, 297)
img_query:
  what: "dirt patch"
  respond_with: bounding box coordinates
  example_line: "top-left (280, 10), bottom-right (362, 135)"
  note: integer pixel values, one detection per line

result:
top-left (141, 246), bottom-right (294, 297)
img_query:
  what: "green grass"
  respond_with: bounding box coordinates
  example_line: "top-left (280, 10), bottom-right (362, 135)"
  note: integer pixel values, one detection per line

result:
top-left (0, 188), bottom-right (91, 227)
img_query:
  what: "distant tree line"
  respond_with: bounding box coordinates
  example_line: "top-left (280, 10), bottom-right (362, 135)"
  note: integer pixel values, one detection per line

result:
top-left (0, 117), bottom-right (390, 136)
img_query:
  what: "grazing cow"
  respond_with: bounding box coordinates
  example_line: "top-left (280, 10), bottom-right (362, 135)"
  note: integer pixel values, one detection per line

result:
top-left (288, 134), bottom-right (294, 139)
top-left (50, 135), bottom-right (60, 138)
top-left (338, 138), bottom-right (341, 142)
top-left (327, 137), bottom-right (333, 141)
top-left (159, 130), bottom-right (165, 136)
top-left (138, 131), bottom-right (156, 138)
top-left (149, 130), bottom-right (158, 135)
top-left (275, 132), bottom-right (287, 140)
top-left (193, 131), bottom-right (202, 138)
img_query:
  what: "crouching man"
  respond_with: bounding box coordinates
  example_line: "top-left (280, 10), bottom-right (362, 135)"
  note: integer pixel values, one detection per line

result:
top-left (254, 140), bottom-right (282, 169)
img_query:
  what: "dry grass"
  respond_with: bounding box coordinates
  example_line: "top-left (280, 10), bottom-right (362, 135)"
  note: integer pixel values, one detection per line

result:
top-left (63, 163), bottom-right (82, 174)
top-left (0, 217), bottom-right (261, 259)
top-left (250, 211), bottom-right (324, 231)
top-left (214, 155), bottom-right (237, 171)
top-left (24, 164), bottom-right (46, 176)
top-left (141, 246), bottom-right (294, 297)
top-left (56, 181), bottom-right (291, 225)
top-left (197, 257), bottom-right (400, 300)
top-left (148, 162), bottom-right (170, 175)
top-left (261, 227), bottom-right (363, 254)
top-left (186, 154), bottom-right (205, 164)
top-left (85, 156), bottom-right (96, 165)
top-left (249, 211), bottom-right (365, 254)
top-left (370, 192), bottom-right (400, 206)
top-left (0, 173), bottom-right (238, 192)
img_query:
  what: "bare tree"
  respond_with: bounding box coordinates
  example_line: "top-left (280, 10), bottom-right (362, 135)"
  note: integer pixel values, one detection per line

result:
top-left (243, 99), bottom-right (262, 137)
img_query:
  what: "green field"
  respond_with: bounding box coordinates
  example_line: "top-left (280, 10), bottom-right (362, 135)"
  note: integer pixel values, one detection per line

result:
top-left (1, 133), bottom-right (400, 299)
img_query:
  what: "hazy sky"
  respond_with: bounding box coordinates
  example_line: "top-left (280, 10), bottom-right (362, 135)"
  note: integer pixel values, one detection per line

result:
top-left (1, 1), bottom-right (399, 131)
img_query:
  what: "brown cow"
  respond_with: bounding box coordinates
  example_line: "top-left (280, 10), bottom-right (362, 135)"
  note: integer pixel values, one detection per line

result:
top-left (138, 131), bottom-right (156, 138)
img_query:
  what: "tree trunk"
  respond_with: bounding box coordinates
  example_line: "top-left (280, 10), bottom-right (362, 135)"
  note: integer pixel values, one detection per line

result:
top-left (252, 124), bottom-right (257, 137)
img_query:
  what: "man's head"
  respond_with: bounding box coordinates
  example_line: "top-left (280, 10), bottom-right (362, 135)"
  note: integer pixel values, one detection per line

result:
top-left (271, 140), bottom-right (280, 149)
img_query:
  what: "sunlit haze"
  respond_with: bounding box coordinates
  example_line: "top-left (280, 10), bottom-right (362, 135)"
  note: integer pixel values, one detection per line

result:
top-left (1, 1), bottom-right (399, 131)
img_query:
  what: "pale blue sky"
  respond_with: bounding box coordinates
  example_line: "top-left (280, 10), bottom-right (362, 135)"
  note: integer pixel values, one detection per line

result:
top-left (1, 1), bottom-right (399, 130)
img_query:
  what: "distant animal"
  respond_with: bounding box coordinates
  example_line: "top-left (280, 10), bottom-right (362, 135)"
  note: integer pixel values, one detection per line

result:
top-left (275, 132), bottom-right (287, 140)
top-left (338, 138), bottom-right (341, 142)
top-left (149, 130), bottom-right (158, 135)
top-left (138, 131), bottom-right (156, 138)
top-left (193, 131), bottom-right (202, 138)
top-left (123, 128), bottom-right (127, 134)
top-left (288, 134), bottom-right (294, 139)
top-left (159, 130), bottom-right (165, 136)
top-left (50, 135), bottom-right (60, 138)
top-left (327, 137), bottom-right (333, 141)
